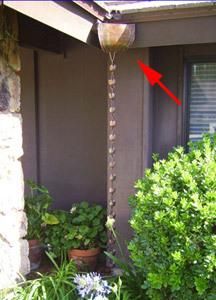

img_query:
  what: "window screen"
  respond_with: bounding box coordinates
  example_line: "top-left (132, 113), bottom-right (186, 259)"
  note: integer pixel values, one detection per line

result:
top-left (188, 62), bottom-right (216, 142)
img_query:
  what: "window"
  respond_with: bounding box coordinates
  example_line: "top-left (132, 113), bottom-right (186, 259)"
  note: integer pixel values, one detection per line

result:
top-left (188, 62), bottom-right (216, 142)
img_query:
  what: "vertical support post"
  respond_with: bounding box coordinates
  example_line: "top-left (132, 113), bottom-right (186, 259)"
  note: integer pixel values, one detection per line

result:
top-left (0, 7), bottom-right (30, 289)
top-left (110, 48), bottom-right (151, 254)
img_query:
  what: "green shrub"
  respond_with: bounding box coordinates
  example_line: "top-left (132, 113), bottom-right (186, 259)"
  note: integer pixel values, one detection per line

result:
top-left (129, 135), bottom-right (216, 300)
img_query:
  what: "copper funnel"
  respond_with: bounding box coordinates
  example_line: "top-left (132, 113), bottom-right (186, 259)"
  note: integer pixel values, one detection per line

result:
top-left (98, 23), bottom-right (135, 53)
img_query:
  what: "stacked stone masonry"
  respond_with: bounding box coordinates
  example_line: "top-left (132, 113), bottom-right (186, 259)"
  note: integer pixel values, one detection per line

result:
top-left (0, 59), bottom-right (30, 290)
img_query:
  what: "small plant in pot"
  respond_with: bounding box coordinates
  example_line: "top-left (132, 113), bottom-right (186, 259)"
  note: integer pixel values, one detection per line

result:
top-left (44, 202), bottom-right (107, 270)
top-left (25, 180), bottom-right (53, 270)
top-left (67, 201), bottom-right (107, 271)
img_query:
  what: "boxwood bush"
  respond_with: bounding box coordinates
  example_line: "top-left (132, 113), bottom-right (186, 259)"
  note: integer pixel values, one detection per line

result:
top-left (129, 135), bottom-right (216, 300)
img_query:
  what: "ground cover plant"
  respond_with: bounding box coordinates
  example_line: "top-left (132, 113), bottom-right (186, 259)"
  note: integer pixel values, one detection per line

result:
top-left (129, 135), bottom-right (216, 299)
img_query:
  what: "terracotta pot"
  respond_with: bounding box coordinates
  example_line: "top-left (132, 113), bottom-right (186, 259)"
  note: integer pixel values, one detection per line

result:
top-left (68, 248), bottom-right (100, 271)
top-left (28, 239), bottom-right (43, 271)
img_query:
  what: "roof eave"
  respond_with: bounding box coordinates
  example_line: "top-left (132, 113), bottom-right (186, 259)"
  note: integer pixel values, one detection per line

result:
top-left (95, 1), bottom-right (216, 23)
top-left (121, 4), bottom-right (216, 23)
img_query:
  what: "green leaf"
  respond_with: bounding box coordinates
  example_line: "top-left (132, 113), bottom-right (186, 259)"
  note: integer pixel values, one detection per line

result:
top-left (147, 273), bottom-right (163, 289)
top-left (195, 277), bottom-right (208, 295)
top-left (42, 213), bottom-right (59, 225)
top-left (84, 239), bottom-right (90, 246)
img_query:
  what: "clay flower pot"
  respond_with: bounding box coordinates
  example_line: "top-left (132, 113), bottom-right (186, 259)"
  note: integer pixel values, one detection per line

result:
top-left (28, 239), bottom-right (43, 271)
top-left (68, 248), bottom-right (100, 271)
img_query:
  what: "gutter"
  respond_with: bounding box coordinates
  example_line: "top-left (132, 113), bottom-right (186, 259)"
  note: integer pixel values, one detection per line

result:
top-left (93, 1), bottom-right (216, 23)
top-left (94, 1), bottom-right (216, 15)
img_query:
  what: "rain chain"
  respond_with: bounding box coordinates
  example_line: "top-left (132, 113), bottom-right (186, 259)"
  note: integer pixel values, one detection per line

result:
top-left (97, 22), bottom-right (135, 268)
top-left (107, 51), bottom-right (117, 263)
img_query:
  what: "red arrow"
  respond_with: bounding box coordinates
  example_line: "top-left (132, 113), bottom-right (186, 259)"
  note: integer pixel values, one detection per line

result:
top-left (137, 60), bottom-right (181, 106)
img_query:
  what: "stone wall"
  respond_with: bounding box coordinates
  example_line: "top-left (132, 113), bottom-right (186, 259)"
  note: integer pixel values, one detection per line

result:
top-left (0, 59), bottom-right (30, 289)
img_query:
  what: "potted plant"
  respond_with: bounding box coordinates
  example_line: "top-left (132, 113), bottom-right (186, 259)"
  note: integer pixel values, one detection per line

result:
top-left (25, 180), bottom-right (53, 270)
top-left (67, 202), bottom-right (107, 270)
top-left (44, 202), bottom-right (107, 270)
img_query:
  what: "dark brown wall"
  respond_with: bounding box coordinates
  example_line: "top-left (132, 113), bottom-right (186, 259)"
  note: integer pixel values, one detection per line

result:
top-left (114, 43), bottom-right (216, 245)
top-left (113, 48), bottom-right (151, 247)
top-left (38, 44), bottom-right (107, 209)
top-left (21, 48), bottom-right (38, 182)
top-left (21, 40), bottom-right (216, 244)
top-left (152, 46), bottom-right (181, 157)
top-left (152, 43), bottom-right (216, 158)
top-left (21, 42), bottom-right (107, 209)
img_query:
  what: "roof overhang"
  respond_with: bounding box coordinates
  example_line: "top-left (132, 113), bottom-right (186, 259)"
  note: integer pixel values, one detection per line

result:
top-left (95, 1), bottom-right (216, 23)
top-left (95, 1), bottom-right (216, 48)
top-left (120, 4), bottom-right (216, 23)
top-left (3, 1), bottom-right (98, 44)
top-left (3, 1), bottom-right (216, 50)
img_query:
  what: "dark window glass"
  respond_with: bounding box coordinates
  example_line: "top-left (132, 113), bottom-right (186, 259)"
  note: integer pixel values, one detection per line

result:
top-left (188, 62), bottom-right (216, 142)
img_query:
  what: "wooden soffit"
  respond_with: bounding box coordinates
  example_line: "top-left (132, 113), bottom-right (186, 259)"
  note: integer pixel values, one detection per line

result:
top-left (3, 1), bottom-right (96, 44)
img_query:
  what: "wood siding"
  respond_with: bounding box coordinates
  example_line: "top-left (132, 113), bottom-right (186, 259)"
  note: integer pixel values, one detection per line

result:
top-left (152, 43), bottom-right (216, 157)
top-left (114, 48), bottom-right (151, 246)
top-left (21, 48), bottom-right (38, 183)
top-left (21, 40), bottom-right (216, 243)
top-left (152, 46), bottom-right (180, 157)
top-left (21, 43), bottom-right (107, 209)
top-left (114, 43), bottom-right (216, 243)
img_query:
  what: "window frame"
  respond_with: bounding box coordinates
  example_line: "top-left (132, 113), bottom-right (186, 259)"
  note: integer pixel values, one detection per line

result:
top-left (184, 56), bottom-right (216, 145)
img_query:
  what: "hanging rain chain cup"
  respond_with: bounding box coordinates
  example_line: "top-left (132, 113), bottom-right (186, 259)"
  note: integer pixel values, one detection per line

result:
top-left (98, 23), bottom-right (135, 264)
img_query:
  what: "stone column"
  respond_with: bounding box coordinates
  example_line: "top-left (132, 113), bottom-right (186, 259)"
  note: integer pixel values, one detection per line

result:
top-left (0, 8), bottom-right (30, 290)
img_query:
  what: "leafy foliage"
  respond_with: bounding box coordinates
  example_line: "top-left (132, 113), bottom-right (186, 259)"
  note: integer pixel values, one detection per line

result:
top-left (67, 202), bottom-right (107, 249)
top-left (44, 210), bottom-right (72, 258)
top-left (1, 257), bottom-right (142, 300)
top-left (25, 181), bottom-right (53, 241)
top-left (1, 253), bottom-right (77, 300)
top-left (44, 202), bottom-right (107, 257)
top-left (129, 135), bottom-right (216, 299)
top-left (106, 252), bottom-right (148, 300)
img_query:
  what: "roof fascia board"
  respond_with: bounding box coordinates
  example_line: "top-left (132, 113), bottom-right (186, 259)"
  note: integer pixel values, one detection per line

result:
top-left (133, 15), bottom-right (216, 48)
top-left (95, 1), bottom-right (215, 14)
top-left (3, 1), bottom-right (96, 44)
top-left (121, 6), bottom-right (216, 23)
